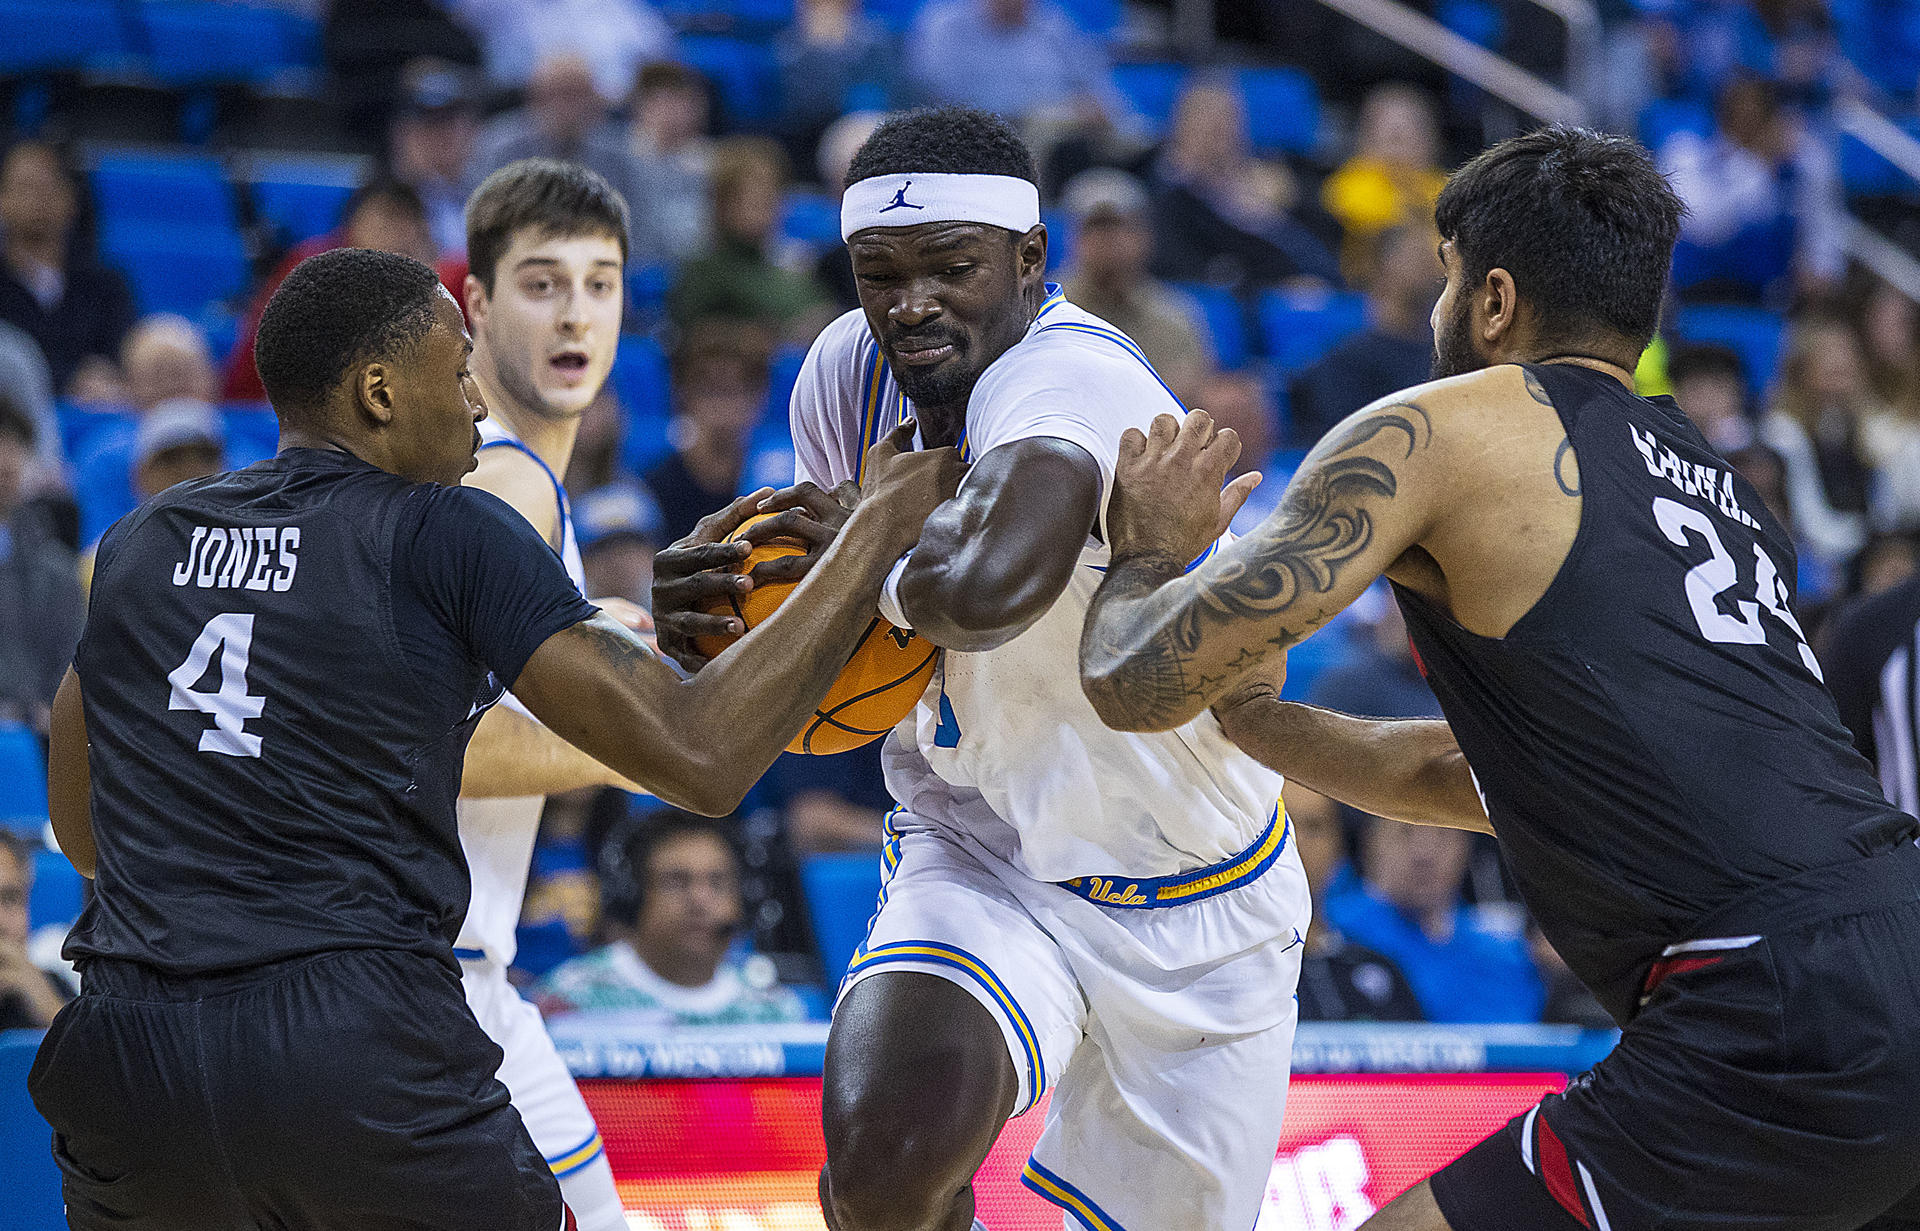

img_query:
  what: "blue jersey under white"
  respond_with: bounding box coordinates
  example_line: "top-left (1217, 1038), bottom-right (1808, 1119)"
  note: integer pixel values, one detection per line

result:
top-left (790, 289), bottom-right (1293, 885)
top-left (454, 418), bottom-right (588, 968)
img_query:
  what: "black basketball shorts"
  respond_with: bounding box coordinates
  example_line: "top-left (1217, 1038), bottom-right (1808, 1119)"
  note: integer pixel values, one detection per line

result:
top-left (28, 947), bottom-right (564, 1231)
top-left (1431, 843), bottom-right (1920, 1231)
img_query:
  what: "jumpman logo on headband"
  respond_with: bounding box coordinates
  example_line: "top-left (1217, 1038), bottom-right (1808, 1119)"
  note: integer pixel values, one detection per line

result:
top-left (878, 181), bottom-right (924, 213)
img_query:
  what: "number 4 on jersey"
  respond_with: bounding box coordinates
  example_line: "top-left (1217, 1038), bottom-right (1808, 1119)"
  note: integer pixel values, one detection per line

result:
top-left (167, 613), bottom-right (267, 757)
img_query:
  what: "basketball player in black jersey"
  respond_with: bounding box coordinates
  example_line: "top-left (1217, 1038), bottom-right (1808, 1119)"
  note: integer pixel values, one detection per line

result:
top-left (30, 247), bottom-right (960, 1231)
top-left (1080, 127), bottom-right (1920, 1231)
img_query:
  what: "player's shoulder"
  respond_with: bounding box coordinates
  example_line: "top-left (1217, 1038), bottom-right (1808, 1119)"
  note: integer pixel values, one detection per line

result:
top-left (468, 442), bottom-right (562, 538)
top-left (1333, 365), bottom-right (1543, 442)
top-left (986, 298), bottom-right (1161, 394)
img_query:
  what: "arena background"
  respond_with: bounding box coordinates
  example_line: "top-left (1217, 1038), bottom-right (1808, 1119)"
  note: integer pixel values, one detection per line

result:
top-left (3, 0), bottom-right (1918, 1225)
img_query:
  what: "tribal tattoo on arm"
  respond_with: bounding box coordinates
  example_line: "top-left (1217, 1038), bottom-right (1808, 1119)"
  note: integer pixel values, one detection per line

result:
top-left (1081, 400), bottom-right (1436, 732)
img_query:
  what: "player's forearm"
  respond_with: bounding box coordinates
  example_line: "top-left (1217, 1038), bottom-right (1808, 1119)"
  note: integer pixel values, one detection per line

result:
top-left (896, 519), bottom-right (1062, 651)
top-left (1214, 693), bottom-right (1490, 833)
top-left (1079, 553), bottom-right (1234, 733)
top-left (460, 705), bottom-right (640, 798)
top-left (48, 669), bottom-right (95, 878)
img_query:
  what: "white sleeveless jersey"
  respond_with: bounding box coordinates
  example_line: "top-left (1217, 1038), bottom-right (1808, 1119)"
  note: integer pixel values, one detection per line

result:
top-left (454, 417), bottom-right (587, 966)
top-left (790, 289), bottom-right (1288, 881)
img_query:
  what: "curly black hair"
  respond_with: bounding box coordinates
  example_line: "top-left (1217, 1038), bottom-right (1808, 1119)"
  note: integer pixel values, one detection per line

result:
top-left (254, 248), bottom-right (446, 415)
top-left (844, 106), bottom-right (1036, 188)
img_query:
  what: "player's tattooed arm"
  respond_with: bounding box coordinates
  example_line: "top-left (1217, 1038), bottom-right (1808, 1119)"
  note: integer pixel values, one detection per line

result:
top-left (1080, 400), bottom-right (1440, 733)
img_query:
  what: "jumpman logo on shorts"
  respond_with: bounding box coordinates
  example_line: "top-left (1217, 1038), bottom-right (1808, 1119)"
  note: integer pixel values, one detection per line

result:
top-left (879, 181), bottom-right (924, 213)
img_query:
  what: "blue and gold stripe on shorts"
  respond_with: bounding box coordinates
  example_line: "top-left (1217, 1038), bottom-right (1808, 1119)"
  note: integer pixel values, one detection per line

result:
top-left (545, 1129), bottom-right (604, 1178)
top-left (1021, 1159), bottom-right (1130, 1231)
top-left (1057, 804), bottom-right (1288, 909)
top-left (845, 940), bottom-right (1045, 1112)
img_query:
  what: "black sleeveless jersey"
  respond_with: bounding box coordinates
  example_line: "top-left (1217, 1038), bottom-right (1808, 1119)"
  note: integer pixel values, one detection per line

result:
top-left (1393, 363), bottom-right (1917, 1025)
top-left (67, 448), bottom-right (597, 975)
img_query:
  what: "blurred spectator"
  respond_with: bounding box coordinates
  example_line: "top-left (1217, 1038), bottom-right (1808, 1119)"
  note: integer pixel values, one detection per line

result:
top-left (535, 812), bottom-right (806, 1024)
top-left (1320, 84), bottom-right (1448, 281)
top-left (468, 54), bottom-right (635, 200)
top-left (1661, 77), bottom-right (1843, 302)
top-left (810, 111), bottom-right (887, 313)
top-left (627, 61), bottom-right (716, 269)
top-left (906, 0), bottom-right (1125, 125)
top-left (1529, 921), bottom-right (1614, 1029)
top-left (322, 0), bottom-right (481, 142)
top-left (1059, 169), bottom-right (1214, 403)
top-left (669, 140), bottom-right (830, 343)
top-left (1148, 81), bottom-right (1340, 289)
top-left (1308, 586), bottom-right (1440, 721)
top-left (122, 314), bottom-right (218, 413)
top-left (1657, 0), bottom-right (1838, 107)
top-left (1854, 276), bottom-right (1920, 420)
top-left (1669, 343), bottom-right (1756, 453)
top-left (0, 141), bottom-right (137, 399)
top-left (1289, 786), bottom-right (1423, 1022)
top-left (574, 480), bottom-right (665, 609)
top-left (1321, 814), bottom-right (1544, 1023)
top-left (565, 388), bottom-right (631, 492)
top-left (389, 59), bottom-right (485, 256)
top-left (132, 401), bottom-right (226, 503)
top-left (1727, 440), bottom-right (1795, 528)
top-left (0, 393), bottom-right (81, 734)
top-left (771, 746), bottom-right (891, 856)
top-left (1759, 316), bottom-right (1883, 564)
top-left (454, 0), bottom-right (673, 102)
top-left (1823, 568), bottom-right (1920, 814)
top-left (0, 319), bottom-right (60, 483)
top-left (0, 832), bottom-right (70, 1031)
top-left (643, 325), bottom-right (770, 543)
top-left (223, 178), bottom-right (438, 402)
top-left (777, 0), bottom-right (901, 158)
top-left (1289, 225), bottom-right (1441, 443)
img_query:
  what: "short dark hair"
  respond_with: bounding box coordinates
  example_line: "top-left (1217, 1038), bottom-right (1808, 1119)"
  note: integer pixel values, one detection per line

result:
top-left (1668, 343), bottom-right (1746, 388)
top-left (599, 810), bottom-right (738, 928)
top-left (634, 59), bottom-right (706, 100)
top-left (845, 106), bottom-right (1036, 189)
top-left (1434, 126), bottom-right (1684, 352)
top-left (465, 159), bottom-right (630, 293)
top-left (254, 248), bottom-right (445, 414)
top-left (0, 389), bottom-right (36, 449)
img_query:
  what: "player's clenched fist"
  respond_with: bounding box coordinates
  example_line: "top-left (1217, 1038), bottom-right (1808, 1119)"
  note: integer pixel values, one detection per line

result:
top-left (1107, 410), bottom-right (1262, 567)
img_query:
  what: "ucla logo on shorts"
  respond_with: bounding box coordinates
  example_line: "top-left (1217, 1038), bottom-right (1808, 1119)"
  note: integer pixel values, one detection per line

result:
top-left (1079, 877), bottom-right (1149, 906)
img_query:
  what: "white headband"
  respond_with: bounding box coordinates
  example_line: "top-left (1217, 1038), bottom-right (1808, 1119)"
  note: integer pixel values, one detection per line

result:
top-left (840, 172), bottom-right (1041, 241)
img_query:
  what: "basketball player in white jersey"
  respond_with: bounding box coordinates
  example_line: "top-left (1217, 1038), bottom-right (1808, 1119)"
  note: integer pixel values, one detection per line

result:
top-left (655, 108), bottom-right (1308, 1231)
top-left (452, 159), bottom-right (638, 1231)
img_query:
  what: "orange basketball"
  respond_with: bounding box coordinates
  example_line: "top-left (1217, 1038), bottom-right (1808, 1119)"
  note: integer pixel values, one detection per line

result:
top-left (694, 513), bottom-right (937, 754)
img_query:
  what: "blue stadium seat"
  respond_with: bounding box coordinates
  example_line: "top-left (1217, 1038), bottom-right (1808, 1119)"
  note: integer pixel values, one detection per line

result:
top-left (0, 0), bottom-right (133, 73)
top-left (222, 404), bottom-right (278, 468)
top-left (92, 152), bottom-right (237, 231)
top-left (1172, 282), bottom-right (1249, 371)
top-left (1638, 97), bottom-right (1713, 154)
top-left (71, 419), bottom-right (140, 546)
top-left (249, 159), bottom-right (359, 243)
top-left (765, 344), bottom-right (806, 422)
top-left (1258, 287), bottom-right (1368, 374)
top-left (614, 337), bottom-right (674, 473)
top-left (1840, 123), bottom-right (1920, 198)
top-left (99, 219), bottom-right (250, 317)
top-left (1054, 0), bottom-right (1120, 34)
top-left (1238, 67), bottom-right (1319, 156)
top-left (1438, 0), bottom-right (1505, 48)
top-left (653, 0), bottom-right (795, 33)
top-left (28, 848), bottom-right (82, 931)
top-left (800, 852), bottom-right (880, 982)
top-left (679, 35), bottom-right (781, 127)
top-left (512, 919), bottom-right (578, 981)
top-left (0, 721), bottom-right (47, 830)
top-left (56, 402), bottom-right (125, 463)
top-left (1673, 304), bottom-right (1787, 397)
top-left (0, 1033), bottom-right (62, 1231)
top-left (137, 0), bottom-right (320, 84)
top-left (1043, 211), bottom-right (1072, 274)
top-left (780, 191), bottom-right (842, 251)
top-left (1112, 61), bottom-right (1189, 137)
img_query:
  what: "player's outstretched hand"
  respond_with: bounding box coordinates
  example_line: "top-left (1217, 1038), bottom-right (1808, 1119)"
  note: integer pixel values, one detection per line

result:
top-left (740, 479), bottom-right (861, 587)
top-left (652, 488), bottom-right (773, 672)
top-left (859, 419), bottom-right (966, 532)
top-left (1107, 410), bottom-right (1261, 566)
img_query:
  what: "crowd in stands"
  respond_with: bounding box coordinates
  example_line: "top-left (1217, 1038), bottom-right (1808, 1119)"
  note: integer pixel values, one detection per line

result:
top-left (5, 0), bottom-right (1920, 1029)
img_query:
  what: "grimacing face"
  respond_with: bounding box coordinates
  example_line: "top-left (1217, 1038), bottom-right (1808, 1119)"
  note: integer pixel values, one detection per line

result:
top-left (1430, 240), bottom-right (1486, 381)
top-left (468, 230), bottom-right (625, 423)
top-left (848, 221), bottom-right (1047, 424)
